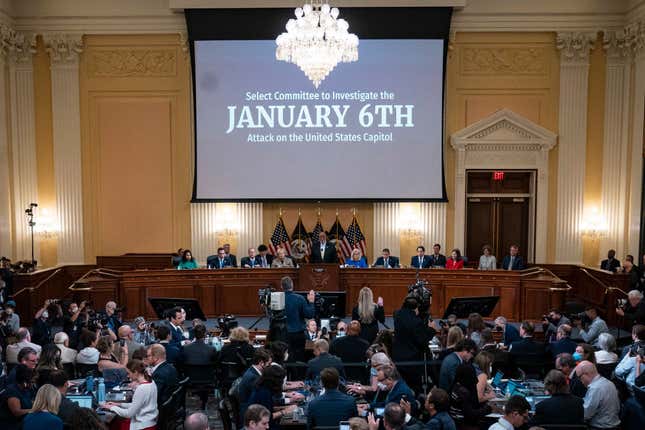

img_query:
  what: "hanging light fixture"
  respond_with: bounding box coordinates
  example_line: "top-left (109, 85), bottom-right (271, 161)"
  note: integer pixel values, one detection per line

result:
top-left (276, 2), bottom-right (359, 89)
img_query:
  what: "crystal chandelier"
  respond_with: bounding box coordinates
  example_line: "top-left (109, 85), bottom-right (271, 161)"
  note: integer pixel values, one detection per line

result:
top-left (276, 2), bottom-right (359, 89)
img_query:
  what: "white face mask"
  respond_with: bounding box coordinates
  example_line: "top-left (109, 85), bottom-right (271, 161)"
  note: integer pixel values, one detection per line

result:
top-left (377, 382), bottom-right (388, 391)
top-left (336, 330), bottom-right (346, 338)
top-left (42, 311), bottom-right (49, 319)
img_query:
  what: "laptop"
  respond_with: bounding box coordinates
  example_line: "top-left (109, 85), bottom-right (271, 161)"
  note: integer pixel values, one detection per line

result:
top-left (491, 371), bottom-right (504, 388)
top-left (67, 395), bottom-right (94, 409)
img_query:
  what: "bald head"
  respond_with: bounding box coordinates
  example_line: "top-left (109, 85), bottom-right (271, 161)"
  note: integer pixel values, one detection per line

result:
top-left (118, 325), bottom-right (132, 340)
top-left (184, 412), bottom-right (210, 430)
top-left (147, 343), bottom-right (166, 366)
top-left (575, 360), bottom-right (598, 387)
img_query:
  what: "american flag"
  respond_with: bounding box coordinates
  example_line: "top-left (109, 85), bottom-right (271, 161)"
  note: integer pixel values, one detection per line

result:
top-left (328, 216), bottom-right (351, 261)
top-left (310, 217), bottom-right (325, 247)
top-left (346, 215), bottom-right (367, 258)
top-left (269, 216), bottom-right (291, 256)
top-left (291, 215), bottom-right (310, 259)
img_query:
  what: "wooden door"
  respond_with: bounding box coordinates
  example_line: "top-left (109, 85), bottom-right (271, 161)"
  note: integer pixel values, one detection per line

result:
top-left (498, 197), bottom-right (529, 262)
top-left (466, 198), bottom-right (494, 263)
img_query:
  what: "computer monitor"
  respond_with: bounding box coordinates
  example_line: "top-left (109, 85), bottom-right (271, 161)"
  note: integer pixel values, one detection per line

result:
top-left (294, 291), bottom-right (347, 317)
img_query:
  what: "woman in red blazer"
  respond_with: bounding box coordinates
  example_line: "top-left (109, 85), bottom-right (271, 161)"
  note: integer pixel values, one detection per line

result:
top-left (446, 248), bottom-right (464, 270)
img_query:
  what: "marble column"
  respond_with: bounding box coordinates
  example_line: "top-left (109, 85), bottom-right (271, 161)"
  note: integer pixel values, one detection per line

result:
top-left (420, 202), bottom-right (447, 248)
top-left (190, 203), bottom-right (217, 264)
top-left (237, 203), bottom-right (263, 257)
top-left (8, 32), bottom-right (38, 262)
top-left (44, 34), bottom-right (85, 264)
top-left (600, 31), bottom-right (631, 257)
top-left (555, 32), bottom-right (595, 264)
top-left (0, 26), bottom-right (12, 259)
top-left (373, 202), bottom-right (399, 258)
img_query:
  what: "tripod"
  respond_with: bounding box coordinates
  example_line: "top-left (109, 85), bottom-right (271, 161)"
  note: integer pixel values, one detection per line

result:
top-left (25, 203), bottom-right (37, 268)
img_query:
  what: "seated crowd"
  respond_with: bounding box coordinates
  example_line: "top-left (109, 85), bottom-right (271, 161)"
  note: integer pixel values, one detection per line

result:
top-left (0, 274), bottom-right (644, 430)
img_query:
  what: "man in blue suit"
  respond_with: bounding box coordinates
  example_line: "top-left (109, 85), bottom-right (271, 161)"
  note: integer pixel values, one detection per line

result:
top-left (410, 246), bottom-right (432, 268)
top-left (206, 247), bottom-right (233, 269)
top-left (156, 325), bottom-right (181, 364)
top-left (501, 245), bottom-right (525, 270)
top-left (438, 339), bottom-right (477, 391)
top-left (373, 365), bottom-right (418, 416)
top-left (373, 248), bottom-right (400, 268)
top-left (546, 324), bottom-right (577, 358)
top-left (167, 306), bottom-right (185, 345)
top-left (307, 367), bottom-right (357, 429)
top-left (494, 316), bottom-right (521, 346)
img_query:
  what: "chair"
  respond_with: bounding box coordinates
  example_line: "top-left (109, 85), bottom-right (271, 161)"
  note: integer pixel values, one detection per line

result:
top-left (62, 362), bottom-right (76, 379)
top-left (220, 361), bottom-right (244, 394)
top-left (181, 364), bottom-right (217, 410)
top-left (219, 398), bottom-right (235, 430)
top-left (512, 354), bottom-right (546, 380)
top-left (596, 362), bottom-right (617, 380)
top-left (539, 425), bottom-right (588, 430)
top-left (75, 363), bottom-right (99, 378)
top-left (157, 393), bottom-right (175, 430)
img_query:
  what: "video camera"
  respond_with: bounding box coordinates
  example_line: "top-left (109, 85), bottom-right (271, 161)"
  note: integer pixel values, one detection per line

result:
top-left (217, 314), bottom-right (238, 338)
top-left (616, 298), bottom-right (628, 310)
top-left (407, 279), bottom-right (432, 318)
top-left (570, 311), bottom-right (591, 325)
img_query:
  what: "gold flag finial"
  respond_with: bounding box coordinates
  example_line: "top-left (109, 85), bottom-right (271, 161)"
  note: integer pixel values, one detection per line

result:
top-left (298, 207), bottom-right (301, 216)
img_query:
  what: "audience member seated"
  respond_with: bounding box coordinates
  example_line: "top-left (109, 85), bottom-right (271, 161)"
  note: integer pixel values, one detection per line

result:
top-left (487, 395), bottom-right (530, 430)
top-left (530, 369), bottom-right (584, 426)
top-left (181, 323), bottom-right (217, 365)
top-left (6, 327), bottom-right (42, 364)
top-left (346, 248), bottom-right (368, 268)
top-left (305, 319), bottom-right (321, 341)
top-left (368, 403), bottom-right (406, 430)
top-left (466, 313), bottom-right (485, 348)
top-left (440, 326), bottom-right (465, 360)
top-left (146, 343), bottom-right (179, 406)
top-left (478, 245), bottom-right (496, 270)
top-left (601, 249), bottom-right (621, 272)
top-left (157, 325), bottom-right (181, 364)
top-left (546, 324), bottom-right (577, 358)
top-left (306, 339), bottom-right (345, 381)
top-left (449, 364), bottom-right (492, 430)
top-left (53, 332), bottom-right (77, 365)
top-left (104, 359), bottom-right (158, 429)
top-left (330, 320), bottom-right (369, 381)
top-left (248, 365), bottom-right (297, 430)
top-left (219, 326), bottom-right (255, 385)
top-left (446, 248), bottom-right (465, 270)
top-left (473, 352), bottom-right (496, 403)
top-left (76, 329), bottom-right (100, 365)
top-left (22, 384), bottom-right (63, 430)
top-left (241, 247), bottom-right (261, 268)
top-left (373, 365), bottom-right (417, 415)
top-left (35, 343), bottom-right (64, 387)
top-left (0, 365), bottom-right (37, 430)
top-left (244, 405), bottom-right (271, 430)
top-left (501, 245), bottom-right (525, 270)
top-left (542, 308), bottom-right (572, 342)
top-left (556, 353), bottom-right (587, 398)
top-left (238, 349), bottom-right (273, 422)
top-left (352, 287), bottom-right (385, 344)
top-left (271, 248), bottom-right (294, 268)
top-left (406, 388), bottom-right (456, 430)
top-left (71, 407), bottom-right (107, 430)
top-left (373, 248), bottom-right (400, 268)
top-left (576, 361), bottom-right (621, 429)
top-left (308, 367), bottom-right (357, 428)
top-left (575, 343), bottom-right (596, 365)
top-left (207, 246), bottom-right (232, 269)
top-left (411, 245), bottom-right (432, 268)
top-left (6, 347), bottom-right (38, 384)
top-left (616, 289), bottom-right (645, 326)
top-left (177, 249), bottom-right (199, 270)
top-left (116, 324), bottom-right (145, 360)
top-left (595, 333), bottom-right (619, 364)
top-left (439, 339), bottom-right (477, 391)
top-left (493, 316), bottom-right (520, 346)
top-left (575, 305), bottom-right (609, 348)
top-left (48, 369), bottom-right (79, 428)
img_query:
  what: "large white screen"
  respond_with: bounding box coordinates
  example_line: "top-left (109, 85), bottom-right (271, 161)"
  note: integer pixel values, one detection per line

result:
top-left (194, 39), bottom-right (445, 200)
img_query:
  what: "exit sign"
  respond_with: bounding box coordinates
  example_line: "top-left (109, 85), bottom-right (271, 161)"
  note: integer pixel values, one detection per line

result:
top-left (493, 171), bottom-right (505, 181)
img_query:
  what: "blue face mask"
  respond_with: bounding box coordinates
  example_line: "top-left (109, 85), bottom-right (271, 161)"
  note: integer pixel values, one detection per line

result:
top-left (572, 352), bottom-right (583, 361)
top-left (370, 367), bottom-right (378, 377)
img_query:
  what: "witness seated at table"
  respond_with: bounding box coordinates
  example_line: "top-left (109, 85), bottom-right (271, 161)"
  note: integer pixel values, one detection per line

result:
top-left (271, 248), bottom-right (294, 268)
top-left (244, 404), bottom-right (271, 430)
top-left (530, 369), bottom-right (584, 427)
top-left (346, 248), bottom-right (368, 268)
top-left (488, 395), bottom-right (530, 430)
top-left (306, 339), bottom-right (345, 381)
top-left (177, 249), bottom-right (199, 270)
top-left (104, 359), bottom-right (158, 430)
top-left (308, 367), bottom-right (357, 428)
top-left (373, 248), bottom-right (400, 268)
top-left (0, 365), bottom-right (37, 430)
top-left (478, 245), bottom-right (497, 270)
top-left (248, 365), bottom-right (298, 430)
top-left (448, 364), bottom-right (492, 430)
top-left (22, 384), bottom-right (63, 430)
top-left (446, 249), bottom-right (464, 270)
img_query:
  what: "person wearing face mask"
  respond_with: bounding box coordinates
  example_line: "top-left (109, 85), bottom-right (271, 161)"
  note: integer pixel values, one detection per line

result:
top-left (32, 301), bottom-right (56, 346)
top-left (347, 352), bottom-right (391, 397)
top-left (372, 365), bottom-right (418, 416)
top-left (330, 321), bottom-right (369, 382)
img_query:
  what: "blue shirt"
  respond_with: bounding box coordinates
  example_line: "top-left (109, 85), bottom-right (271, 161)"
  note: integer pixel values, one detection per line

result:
top-left (345, 257), bottom-right (368, 268)
top-left (583, 375), bottom-right (621, 428)
top-left (284, 290), bottom-right (315, 333)
top-left (23, 411), bottom-right (63, 430)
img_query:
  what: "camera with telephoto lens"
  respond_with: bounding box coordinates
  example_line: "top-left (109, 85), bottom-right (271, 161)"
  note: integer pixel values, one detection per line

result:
top-left (217, 314), bottom-right (238, 338)
top-left (570, 311), bottom-right (591, 325)
top-left (407, 280), bottom-right (432, 317)
top-left (616, 299), bottom-right (628, 310)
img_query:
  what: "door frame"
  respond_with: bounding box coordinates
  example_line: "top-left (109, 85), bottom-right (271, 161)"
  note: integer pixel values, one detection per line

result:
top-left (450, 109), bottom-right (557, 264)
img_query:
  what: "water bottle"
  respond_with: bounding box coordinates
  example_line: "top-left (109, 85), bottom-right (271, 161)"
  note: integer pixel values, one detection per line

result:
top-left (97, 378), bottom-right (106, 403)
top-left (86, 374), bottom-right (95, 394)
top-left (212, 336), bottom-right (222, 351)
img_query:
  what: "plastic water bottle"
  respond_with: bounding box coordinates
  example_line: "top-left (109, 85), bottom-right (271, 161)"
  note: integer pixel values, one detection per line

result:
top-left (86, 374), bottom-right (95, 394)
top-left (97, 378), bottom-right (106, 403)
top-left (212, 336), bottom-right (222, 351)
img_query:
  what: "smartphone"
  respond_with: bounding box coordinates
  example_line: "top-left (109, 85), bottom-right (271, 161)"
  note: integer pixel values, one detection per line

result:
top-left (375, 407), bottom-right (385, 417)
top-left (339, 421), bottom-right (350, 430)
top-left (119, 339), bottom-right (126, 347)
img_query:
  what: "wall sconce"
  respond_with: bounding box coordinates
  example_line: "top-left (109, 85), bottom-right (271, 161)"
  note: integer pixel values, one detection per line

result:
top-left (214, 204), bottom-right (240, 244)
top-left (580, 207), bottom-right (608, 240)
top-left (34, 207), bottom-right (59, 240)
top-left (398, 203), bottom-right (423, 242)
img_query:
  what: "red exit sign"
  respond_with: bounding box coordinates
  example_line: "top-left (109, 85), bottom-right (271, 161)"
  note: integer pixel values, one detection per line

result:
top-left (493, 171), bottom-right (505, 181)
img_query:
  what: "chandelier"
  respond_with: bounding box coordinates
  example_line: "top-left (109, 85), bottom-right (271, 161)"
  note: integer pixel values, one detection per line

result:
top-left (276, 2), bottom-right (359, 89)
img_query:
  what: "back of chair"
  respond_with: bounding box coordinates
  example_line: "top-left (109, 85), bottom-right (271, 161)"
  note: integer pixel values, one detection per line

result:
top-left (540, 424), bottom-right (588, 430)
top-left (512, 354), bottom-right (546, 379)
top-left (596, 362), bottom-right (617, 380)
top-left (182, 364), bottom-right (217, 386)
top-left (219, 398), bottom-right (234, 430)
top-left (62, 363), bottom-right (76, 380)
top-left (75, 363), bottom-right (99, 378)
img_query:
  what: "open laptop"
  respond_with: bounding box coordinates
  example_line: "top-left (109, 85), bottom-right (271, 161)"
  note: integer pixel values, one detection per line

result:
top-left (67, 395), bottom-right (94, 409)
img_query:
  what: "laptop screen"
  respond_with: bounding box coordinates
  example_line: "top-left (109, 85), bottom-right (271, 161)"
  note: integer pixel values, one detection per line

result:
top-left (68, 395), bottom-right (94, 409)
top-left (492, 371), bottom-right (504, 387)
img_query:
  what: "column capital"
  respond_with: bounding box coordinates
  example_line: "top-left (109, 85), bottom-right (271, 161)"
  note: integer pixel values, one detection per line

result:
top-left (603, 30), bottom-right (630, 63)
top-left (43, 33), bottom-right (84, 65)
top-left (623, 20), bottom-right (645, 61)
top-left (1, 25), bottom-right (36, 64)
top-left (556, 32), bottom-right (595, 63)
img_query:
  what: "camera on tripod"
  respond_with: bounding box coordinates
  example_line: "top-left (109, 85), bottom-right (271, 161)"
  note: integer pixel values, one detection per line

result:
top-left (258, 286), bottom-right (286, 313)
top-left (407, 280), bottom-right (432, 318)
top-left (217, 314), bottom-right (238, 337)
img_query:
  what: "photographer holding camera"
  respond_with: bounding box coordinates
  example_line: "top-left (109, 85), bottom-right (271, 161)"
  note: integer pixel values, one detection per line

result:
top-left (63, 301), bottom-right (88, 349)
top-left (32, 300), bottom-right (63, 346)
top-left (100, 301), bottom-right (123, 334)
top-left (616, 290), bottom-right (645, 326)
top-left (542, 309), bottom-right (571, 342)
top-left (572, 305), bottom-right (608, 348)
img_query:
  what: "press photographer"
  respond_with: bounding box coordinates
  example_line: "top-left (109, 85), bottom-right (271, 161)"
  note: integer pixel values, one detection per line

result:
top-left (63, 300), bottom-right (88, 349)
top-left (571, 305), bottom-right (608, 347)
top-left (99, 300), bottom-right (123, 334)
top-left (32, 299), bottom-right (63, 345)
top-left (615, 290), bottom-right (645, 326)
top-left (542, 308), bottom-right (571, 342)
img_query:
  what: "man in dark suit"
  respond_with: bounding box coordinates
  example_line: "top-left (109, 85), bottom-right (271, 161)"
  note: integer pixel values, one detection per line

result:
top-left (501, 245), bottom-right (526, 270)
top-left (310, 232), bottom-right (338, 263)
top-left (240, 247), bottom-right (261, 268)
top-left (494, 316), bottom-right (521, 346)
top-left (147, 343), bottom-right (179, 405)
top-left (374, 365), bottom-right (418, 416)
top-left (530, 369), bottom-right (584, 427)
top-left (429, 243), bottom-right (447, 268)
top-left (238, 349), bottom-right (273, 424)
top-left (438, 339), bottom-right (477, 390)
top-left (373, 248), bottom-right (400, 268)
top-left (546, 324), bottom-right (577, 359)
top-left (509, 321), bottom-right (545, 356)
top-left (207, 247), bottom-right (233, 269)
top-left (330, 321), bottom-right (370, 381)
top-left (180, 324), bottom-right (216, 365)
top-left (307, 367), bottom-right (357, 429)
top-left (256, 244), bottom-right (274, 268)
top-left (306, 339), bottom-right (345, 380)
top-left (223, 243), bottom-right (238, 267)
top-left (157, 325), bottom-right (182, 364)
top-left (600, 249), bottom-right (621, 272)
top-left (166, 306), bottom-right (185, 345)
top-left (410, 246), bottom-right (432, 268)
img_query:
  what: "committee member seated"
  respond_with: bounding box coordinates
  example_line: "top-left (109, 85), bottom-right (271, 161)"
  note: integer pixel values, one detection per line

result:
top-left (271, 247), bottom-right (294, 268)
top-left (478, 245), bottom-right (497, 270)
top-left (530, 369), bottom-right (584, 427)
top-left (207, 247), bottom-right (232, 269)
top-left (223, 243), bottom-right (238, 267)
top-left (241, 247), bottom-right (261, 268)
top-left (373, 248), bottom-right (399, 268)
top-left (601, 249), bottom-right (621, 272)
top-left (257, 244), bottom-right (274, 268)
top-left (576, 361), bottom-right (621, 429)
top-left (308, 367), bottom-right (357, 428)
top-left (345, 248), bottom-right (368, 268)
top-left (501, 245), bottom-right (525, 270)
top-left (310, 231), bottom-right (338, 263)
top-left (429, 243), bottom-right (447, 268)
top-left (410, 246), bottom-right (431, 268)
top-left (446, 249), bottom-right (465, 270)
top-left (616, 289), bottom-right (645, 326)
top-left (306, 339), bottom-right (345, 381)
top-left (177, 249), bottom-right (198, 270)
top-left (574, 305), bottom-right (609, 348)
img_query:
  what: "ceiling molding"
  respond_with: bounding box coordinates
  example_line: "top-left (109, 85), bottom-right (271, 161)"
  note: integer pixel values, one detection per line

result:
top-left (12, 15), bottom-right (186, 35)
top-left (168, 0), bottom-right (467, 9)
